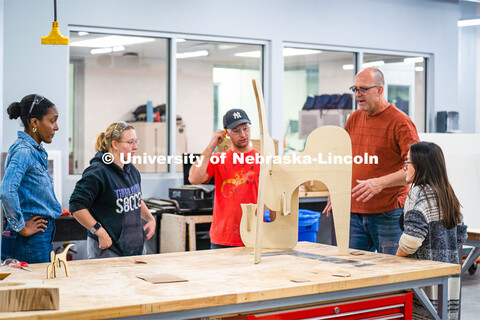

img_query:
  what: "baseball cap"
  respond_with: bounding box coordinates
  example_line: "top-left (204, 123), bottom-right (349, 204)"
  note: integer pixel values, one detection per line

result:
top-left (223, 109), bottom-right (251, 129)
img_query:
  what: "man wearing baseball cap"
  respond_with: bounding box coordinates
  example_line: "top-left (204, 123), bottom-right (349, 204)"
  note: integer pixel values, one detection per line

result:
top-left (189, 108), bottom-right (260, 248)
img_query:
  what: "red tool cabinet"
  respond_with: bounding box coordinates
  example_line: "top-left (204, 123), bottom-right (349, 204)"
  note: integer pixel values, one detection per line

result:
top-left (222, 292), bottom-right (413, 320)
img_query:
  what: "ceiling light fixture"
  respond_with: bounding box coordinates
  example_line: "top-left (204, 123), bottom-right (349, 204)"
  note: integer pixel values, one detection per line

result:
top-left (90, 46), bottom-right (126, 55)
top-left (362, 60), bottom-right (384, 68)
top-left (235, 48), bottom-right (321, 58)
top-left (235, 51), bottom-right (261, 58)
top-left (283, 48), bottom-right (320, 56)
top-left (71, 35), bottom-right (155, 48)
top-left (404, 57), bottom-right (424, 64)
top-left (216, 44), bottom-right (238, 50)
top-left (342, 64), bottom-right (354, 70)
top-left (176, 38), bottom-right (186, 42)
top-left (112, 46), bottom-right (126, 52)
top-left (415, 66), bottom-right (424, 72)
top-left (78, 31), bottom-right (89, 36)
top-left (176, 50), bottom-right (209, 59)
top-left (90, 48), bottom-right (113, 55)
top-left (458, 18), bottom-right (480, 27)
top-left (41, 0), bottom-right (69, 45)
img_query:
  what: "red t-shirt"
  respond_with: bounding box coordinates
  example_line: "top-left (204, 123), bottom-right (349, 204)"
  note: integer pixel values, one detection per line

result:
top-left (206, 148), bottom-right (260, 246)
top-left (345, 104), bottom-right (419, 213)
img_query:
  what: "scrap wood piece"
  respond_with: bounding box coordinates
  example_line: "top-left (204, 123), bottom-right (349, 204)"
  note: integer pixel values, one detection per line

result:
top-left (331, 271), bottom-right (351, 277)
top-left (136, 274), bottom-right (188, 284)
top-left (349, 250), bottom-right (366, 256)
top-left (0, 281), bottom-right (59, 312)
top-left (0, 272), bottom-right (11, 280)
top-left (134, 259), bottom-right (148, 264)
top-left (290, 278), bottom-right (311, 283)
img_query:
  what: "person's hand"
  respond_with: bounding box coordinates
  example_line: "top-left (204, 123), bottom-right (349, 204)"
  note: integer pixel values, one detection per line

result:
top-left (208, 130), bottom-right (226, 149)
top-left (322, 196), bottom-right (332, 217)
top-left (143, 219), bottom-right (156, 240)
top-left (18, 215), bottom-right (48, 237)
top-left (352, 178), bottom-right (382, 202)
top-left (96, 228), bottom-right (112, 250)
top-left (396, 246), bottom-right (408, 257)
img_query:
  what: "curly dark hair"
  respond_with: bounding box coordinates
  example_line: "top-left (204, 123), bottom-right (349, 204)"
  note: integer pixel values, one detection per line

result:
top-left (7, 94), bottom-right (55, 129)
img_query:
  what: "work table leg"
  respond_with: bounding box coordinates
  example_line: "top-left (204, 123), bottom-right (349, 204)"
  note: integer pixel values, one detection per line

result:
top-left (188, 222), bottom-right (197, 251)
top-left (160, 214), bottom-right (187, 253)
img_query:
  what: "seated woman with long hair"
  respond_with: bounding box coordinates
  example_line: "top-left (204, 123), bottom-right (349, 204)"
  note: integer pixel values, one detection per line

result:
top-left (397, 141), bottom-right (467, 320)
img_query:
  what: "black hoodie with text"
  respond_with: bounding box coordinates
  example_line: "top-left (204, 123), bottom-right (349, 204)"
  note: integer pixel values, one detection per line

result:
top-left (69, 151), bottom-right (145, 256)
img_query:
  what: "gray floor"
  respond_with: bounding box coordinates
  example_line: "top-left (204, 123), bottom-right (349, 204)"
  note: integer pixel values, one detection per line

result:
top-left (461, 265), bottom-right (480, 319)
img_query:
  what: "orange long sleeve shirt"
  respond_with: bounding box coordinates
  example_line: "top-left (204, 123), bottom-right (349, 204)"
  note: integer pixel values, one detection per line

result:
top-left (345, 104), bottom-right (419, 213)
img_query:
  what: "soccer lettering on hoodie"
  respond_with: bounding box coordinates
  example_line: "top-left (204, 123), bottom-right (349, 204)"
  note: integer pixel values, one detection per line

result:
top-left (114, 184), bottom-right (142, 213)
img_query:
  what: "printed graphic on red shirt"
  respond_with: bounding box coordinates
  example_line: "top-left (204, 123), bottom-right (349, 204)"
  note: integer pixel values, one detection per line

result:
top-left (221, 169), bottom-right (258, 197)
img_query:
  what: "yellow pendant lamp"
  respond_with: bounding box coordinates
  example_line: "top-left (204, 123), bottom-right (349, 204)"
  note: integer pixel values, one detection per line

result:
top-left (41, 0), bottom-right (69, 45)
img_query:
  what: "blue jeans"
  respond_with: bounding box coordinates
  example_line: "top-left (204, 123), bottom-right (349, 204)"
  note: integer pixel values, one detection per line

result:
top-left (349, 208), bottom-right (403, 255)
top-left (1, 217), bottom-right (55, 264)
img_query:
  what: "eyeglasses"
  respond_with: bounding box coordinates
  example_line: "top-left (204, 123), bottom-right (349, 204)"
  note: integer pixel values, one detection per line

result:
top-left (349, 85), bottom-right (379, 94)
top-left (117, 139), bottom-right (140, 147)
top-left (29, 94), bottom-right (45, 115)
top-left (404, 160), bottom-right (413, 170)
top-left (112, 121), bottom-right (129, 140)
top-left (228, 124), bottom-right (250, 135)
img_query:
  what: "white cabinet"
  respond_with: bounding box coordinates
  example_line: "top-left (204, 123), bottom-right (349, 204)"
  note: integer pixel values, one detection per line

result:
top-left (132, 122), bottom-right (186, 173)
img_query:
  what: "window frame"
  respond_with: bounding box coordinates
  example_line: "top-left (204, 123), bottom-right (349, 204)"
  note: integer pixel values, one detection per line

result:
top-left (283, 42), bottom-right (432, 133)
top-left (68, 26), bottom-right (268, 177)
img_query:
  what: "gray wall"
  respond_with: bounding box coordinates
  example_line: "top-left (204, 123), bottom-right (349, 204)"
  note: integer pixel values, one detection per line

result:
top-left (1, 0), bottom-right (464, 207)
top-left (458, 0), bottom-right (479, 134)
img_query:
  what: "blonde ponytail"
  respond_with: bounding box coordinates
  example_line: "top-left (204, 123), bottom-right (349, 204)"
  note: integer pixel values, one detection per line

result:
top-left (94, 122), bottom-right (135, 152)
top-left (94, 132), bottom-right (109, 152)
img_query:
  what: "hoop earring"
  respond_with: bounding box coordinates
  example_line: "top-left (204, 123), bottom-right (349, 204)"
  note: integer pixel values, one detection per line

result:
top-left (32, 127), bottom-right (37, 133)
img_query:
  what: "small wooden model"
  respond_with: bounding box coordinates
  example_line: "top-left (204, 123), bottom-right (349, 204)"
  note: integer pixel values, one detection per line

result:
top-left (46, 243), bottom-right (75, 279)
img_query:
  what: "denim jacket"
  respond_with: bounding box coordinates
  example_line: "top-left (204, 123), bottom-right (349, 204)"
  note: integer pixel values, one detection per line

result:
top-left (0, 131), bottom-right (62, 232)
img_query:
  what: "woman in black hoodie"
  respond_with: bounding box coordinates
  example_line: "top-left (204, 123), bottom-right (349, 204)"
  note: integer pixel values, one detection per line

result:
top-left (69, 121), bottom-right (156, 258)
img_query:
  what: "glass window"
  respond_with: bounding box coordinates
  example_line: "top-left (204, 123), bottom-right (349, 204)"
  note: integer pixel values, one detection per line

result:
top-left (176, 40), bottom-right (263, 153)
top-left (283, 48), bottom-right (356, 152)
top-left (363, 54), bottom-right (426, 132)
top-left (69, 32), bottom-right (168, 174)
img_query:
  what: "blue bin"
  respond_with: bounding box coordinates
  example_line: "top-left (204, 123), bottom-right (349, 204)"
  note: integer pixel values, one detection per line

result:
top-left (264, 210), bottom-right (271, 222)
top-left (298, 209), bottom-right (321, 242)
top-left (264, 209), bottom-right (320, 242)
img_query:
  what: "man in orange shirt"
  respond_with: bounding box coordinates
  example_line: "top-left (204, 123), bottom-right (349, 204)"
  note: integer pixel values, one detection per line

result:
top-left (324, 67), bottom-right (419, 255)
top-left (189, 109), bottom-right (260, 249)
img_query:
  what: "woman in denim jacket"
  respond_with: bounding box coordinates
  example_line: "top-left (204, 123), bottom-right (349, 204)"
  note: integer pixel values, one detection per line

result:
top-left (1, 94), bottom-right (61, 263)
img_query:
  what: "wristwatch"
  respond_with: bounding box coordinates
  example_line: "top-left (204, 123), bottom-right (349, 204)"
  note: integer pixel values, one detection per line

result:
top-left (89, 222), bottom-right (102, 234)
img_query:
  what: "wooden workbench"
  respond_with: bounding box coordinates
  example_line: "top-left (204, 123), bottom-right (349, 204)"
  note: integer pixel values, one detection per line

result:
top-left (0, 242), bottom-right (460, 319)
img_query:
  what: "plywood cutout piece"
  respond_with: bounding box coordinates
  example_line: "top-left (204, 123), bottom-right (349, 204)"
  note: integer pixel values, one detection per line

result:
top-left (0, 281), bottom-right (59, 312)
top-left (136, 274), bottom-right (188, 284)
top-left (240, 79), bottom-right (352, 263)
